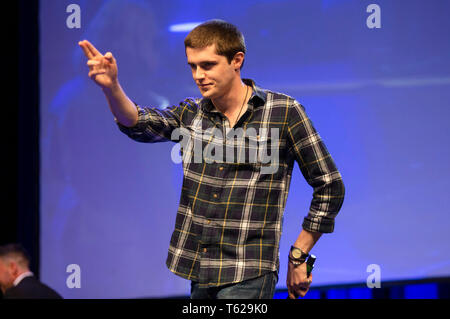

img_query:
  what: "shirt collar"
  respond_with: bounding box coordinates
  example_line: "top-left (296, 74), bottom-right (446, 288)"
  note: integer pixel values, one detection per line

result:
top-left (13, 271), bottom-right (34, 287)
top-left (200, 78), bottom-right (266, 113)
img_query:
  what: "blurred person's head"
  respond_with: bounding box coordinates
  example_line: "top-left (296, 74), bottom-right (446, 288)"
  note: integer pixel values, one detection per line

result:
top-left (0, 244), bottom-right (31, 293)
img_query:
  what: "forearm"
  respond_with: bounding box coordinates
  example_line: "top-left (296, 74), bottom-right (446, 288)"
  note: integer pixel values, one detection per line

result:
top-left (102, 81), bottom-right (138, 127)
top-left (293, 229), bottom-right (322, 254)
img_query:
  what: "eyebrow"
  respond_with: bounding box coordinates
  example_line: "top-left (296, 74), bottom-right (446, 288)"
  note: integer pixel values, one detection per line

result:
top-left (187, 60), bottom-right (218, 66)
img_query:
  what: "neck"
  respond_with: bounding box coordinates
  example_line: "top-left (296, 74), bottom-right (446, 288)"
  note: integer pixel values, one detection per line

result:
top-left (212, 78), bottom-right (249, 114)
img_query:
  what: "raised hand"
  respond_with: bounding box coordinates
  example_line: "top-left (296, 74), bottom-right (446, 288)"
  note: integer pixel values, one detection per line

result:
top-left (78, 40), bottom-right (118, 89)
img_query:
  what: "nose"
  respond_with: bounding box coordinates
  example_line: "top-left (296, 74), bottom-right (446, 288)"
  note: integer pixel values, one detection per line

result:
top-left (194, 68), bottom-right (205, 81)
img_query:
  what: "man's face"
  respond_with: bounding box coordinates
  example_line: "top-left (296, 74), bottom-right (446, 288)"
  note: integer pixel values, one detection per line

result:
top-left (0, 258), bottom-right (15, 293)
top-left (186, 44), bottom-right (241, 100)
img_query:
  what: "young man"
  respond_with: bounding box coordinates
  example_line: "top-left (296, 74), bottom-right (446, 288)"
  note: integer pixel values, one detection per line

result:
top-left (79, 19), bottom-right (345, 299)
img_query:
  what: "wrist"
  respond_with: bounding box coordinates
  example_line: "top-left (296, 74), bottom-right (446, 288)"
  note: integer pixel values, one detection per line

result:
top-left (293, 229), bottom-right (322, 254)
top-left (101, 79), bottom-right (120, 94)
top-left (288, 245), bottom-right (309, 266)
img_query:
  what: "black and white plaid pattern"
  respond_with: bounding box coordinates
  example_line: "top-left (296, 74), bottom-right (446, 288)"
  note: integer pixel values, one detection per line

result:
top-left (117, 79), bottom-right (345, 287)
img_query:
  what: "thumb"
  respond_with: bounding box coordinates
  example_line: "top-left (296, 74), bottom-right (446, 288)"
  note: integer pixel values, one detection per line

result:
top-left (104, 52), bottom-right (114, 61)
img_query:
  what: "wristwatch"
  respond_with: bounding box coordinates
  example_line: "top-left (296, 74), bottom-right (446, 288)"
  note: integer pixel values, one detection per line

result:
top-left (288, 246), bottom-right (309, 266)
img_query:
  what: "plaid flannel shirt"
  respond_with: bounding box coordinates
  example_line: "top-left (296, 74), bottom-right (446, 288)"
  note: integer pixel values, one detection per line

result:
top-left (117, 79), bottom-right (345, 287)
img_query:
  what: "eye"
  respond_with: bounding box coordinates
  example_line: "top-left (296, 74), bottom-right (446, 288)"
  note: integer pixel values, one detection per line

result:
top-left (202, 63), bottom-right (215, 70)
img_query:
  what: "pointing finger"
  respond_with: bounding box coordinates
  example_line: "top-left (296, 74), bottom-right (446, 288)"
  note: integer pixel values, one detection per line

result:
top-left (83, 39), bottom-right (103, 57)
top-left (79, 41), bottom-right (94, 59)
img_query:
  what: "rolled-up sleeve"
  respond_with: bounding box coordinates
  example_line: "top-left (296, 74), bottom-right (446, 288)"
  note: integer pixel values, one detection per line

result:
top-left (116, 99), bottom-right (195, 143)
top-left (287, 100), bottom-right (345, 233)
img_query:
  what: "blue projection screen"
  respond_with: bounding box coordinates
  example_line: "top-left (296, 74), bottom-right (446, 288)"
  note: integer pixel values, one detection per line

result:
top-left (40, 0), bottom-right (450, 298)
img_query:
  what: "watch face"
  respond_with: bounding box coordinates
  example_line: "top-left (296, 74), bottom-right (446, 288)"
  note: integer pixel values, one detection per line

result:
top-left (292, 248), bottom-right (302, 259)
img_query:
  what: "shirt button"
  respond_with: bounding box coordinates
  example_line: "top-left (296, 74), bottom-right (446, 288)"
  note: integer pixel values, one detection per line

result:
top-left (213, 193), bottom-right (218, 198)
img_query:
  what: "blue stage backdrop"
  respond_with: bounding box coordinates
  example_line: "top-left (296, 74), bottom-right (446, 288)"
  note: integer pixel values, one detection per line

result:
top-left (40, 0), bottom-right (450, 298)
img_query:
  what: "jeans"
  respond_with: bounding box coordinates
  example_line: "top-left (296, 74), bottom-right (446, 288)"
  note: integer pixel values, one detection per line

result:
top-left (190, 271), bottom-right (278, 299)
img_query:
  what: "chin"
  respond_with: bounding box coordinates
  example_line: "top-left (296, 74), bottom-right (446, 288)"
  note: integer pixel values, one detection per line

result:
top-left (199, 89), bottom-right (216, 99)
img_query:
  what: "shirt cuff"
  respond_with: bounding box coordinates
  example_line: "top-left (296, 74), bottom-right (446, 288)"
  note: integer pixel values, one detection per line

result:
top-left (115, 104), bottom-right (147, 133)
top-left (302, 214), bottom-right (335, 233)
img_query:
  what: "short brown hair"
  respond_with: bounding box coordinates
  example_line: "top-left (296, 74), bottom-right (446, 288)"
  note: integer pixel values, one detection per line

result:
top-left (0, 243), bottom-right (30, 269)
top-left (184, 19), bottom-right (246, 69)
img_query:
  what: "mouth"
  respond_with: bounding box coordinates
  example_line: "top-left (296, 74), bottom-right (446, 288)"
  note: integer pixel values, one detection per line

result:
top-left (199, 83), bottom-right (213, 88)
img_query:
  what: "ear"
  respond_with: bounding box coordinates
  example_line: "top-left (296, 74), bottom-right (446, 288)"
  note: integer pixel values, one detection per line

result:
top-left (9, 261), bottom-right (19, 276)
top-left (232, 52), bottom-right (245, 71)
